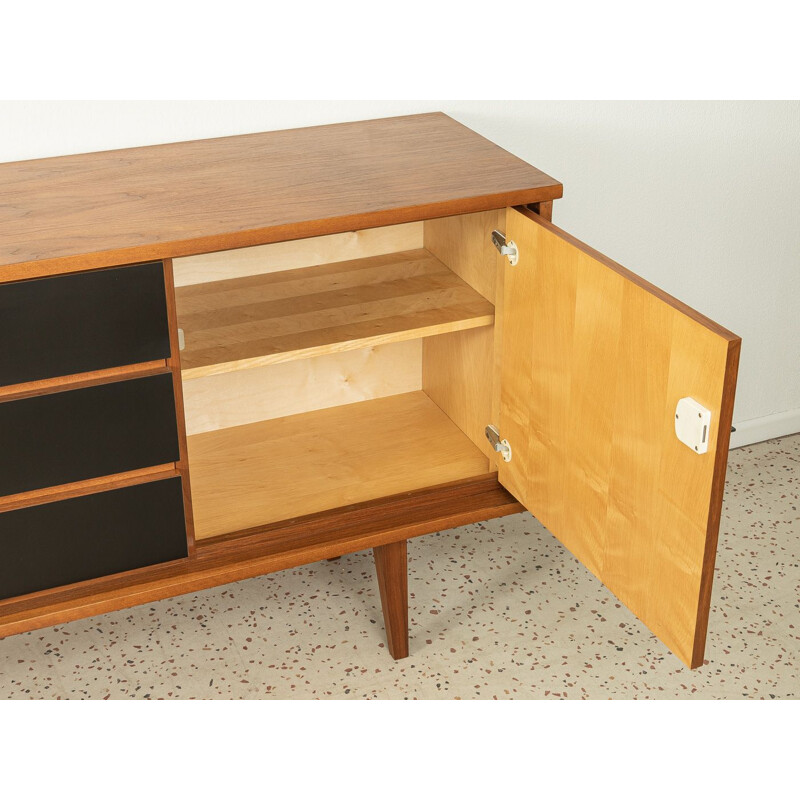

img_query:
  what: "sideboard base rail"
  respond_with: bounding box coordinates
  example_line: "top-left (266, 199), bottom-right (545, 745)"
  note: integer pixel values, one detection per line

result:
top-left (0, 474), bottom-right (522, 640)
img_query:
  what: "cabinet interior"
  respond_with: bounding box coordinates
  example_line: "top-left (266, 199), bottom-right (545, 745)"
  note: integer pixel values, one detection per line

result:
top-left (174, 210), bottom-right (505, 540)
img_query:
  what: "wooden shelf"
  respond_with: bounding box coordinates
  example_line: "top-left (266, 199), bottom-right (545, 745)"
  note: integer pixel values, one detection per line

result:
top-left (186, 391), bottom-right (491, 540)
top-left (176, 249), bottom-right (494, 379)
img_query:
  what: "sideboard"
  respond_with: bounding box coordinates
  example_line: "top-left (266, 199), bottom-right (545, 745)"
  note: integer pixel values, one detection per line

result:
top-left (0, 113), bottom-right (740, 668)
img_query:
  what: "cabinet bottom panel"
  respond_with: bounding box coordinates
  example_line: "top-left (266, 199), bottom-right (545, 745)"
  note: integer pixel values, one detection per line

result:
top-left (0, 477), bottom-right (188, 601)
top-left (0, 474), bottom-right (520, 638)
top-left (187, 391), bottom-right (491, 539)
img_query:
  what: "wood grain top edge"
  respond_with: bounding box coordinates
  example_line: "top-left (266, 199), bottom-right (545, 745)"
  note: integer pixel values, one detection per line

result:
top-left (0, 190), bottom-right (563, 281)
top-left (516, 206), bottom-right (741, 343)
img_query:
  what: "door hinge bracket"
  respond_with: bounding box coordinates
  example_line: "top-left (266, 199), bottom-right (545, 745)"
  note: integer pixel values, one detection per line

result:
top-left (485, 424), bottom-right (512, 462)
top-left (491, 230), bottom-right (519, 265)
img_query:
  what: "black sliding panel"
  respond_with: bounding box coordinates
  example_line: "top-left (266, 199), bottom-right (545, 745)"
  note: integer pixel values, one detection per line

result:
top-left (0, 373), bottom-right (179, 496)
top-left (0, 478), bottom-right (188, 601)
top-left (0, 261), bottom-right (171, 387)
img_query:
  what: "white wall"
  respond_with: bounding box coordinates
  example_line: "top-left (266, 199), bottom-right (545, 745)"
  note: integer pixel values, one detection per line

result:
top-left (1, 101), bottom-right (798, 442)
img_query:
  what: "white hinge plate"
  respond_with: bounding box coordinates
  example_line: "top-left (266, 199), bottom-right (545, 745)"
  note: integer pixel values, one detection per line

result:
top-left (675, 397), bottom-right (712, 454)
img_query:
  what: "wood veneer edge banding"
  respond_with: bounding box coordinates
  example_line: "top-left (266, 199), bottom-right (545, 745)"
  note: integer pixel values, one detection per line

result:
top-left (690, 336), bottom-right (742, 668)
top-left (513, 206), bottom-right (739, 342)
top-left (0, 360), bottom-right (169, 403)
top-left (162, 258), bottom-right (197, 555)
top-left (0, 465), bottom-right (178, 514)
top-left (180, 314), bottom-right (494, 380)
top-left (0, 191), bottom-right (563, 283)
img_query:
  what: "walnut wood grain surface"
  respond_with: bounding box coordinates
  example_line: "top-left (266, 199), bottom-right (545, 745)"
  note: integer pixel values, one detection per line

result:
top-left (0, 113), bottom-right (562, 279)
top-left (373, 540), bottom-right (409, 659)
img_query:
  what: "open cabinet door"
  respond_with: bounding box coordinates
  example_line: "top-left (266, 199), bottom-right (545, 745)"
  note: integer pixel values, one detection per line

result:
top-left (498, 207), bottom-right (740, 668)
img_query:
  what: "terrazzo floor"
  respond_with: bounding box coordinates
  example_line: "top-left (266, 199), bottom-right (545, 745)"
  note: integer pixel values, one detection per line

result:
top-left (1, 434), bottom-right (797, 700)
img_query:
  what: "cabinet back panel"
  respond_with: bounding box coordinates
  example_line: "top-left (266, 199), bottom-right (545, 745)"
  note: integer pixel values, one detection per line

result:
top-left (183, 340), bottom-right (421, 435)
top-left (0, 478), bottom-right (188, 601)
top-left (173, 222), bottom-right (422, 287)
top-left (0, 262), bottom-right (170, 387)
top-left (0, 373), bottom-right (180, 496)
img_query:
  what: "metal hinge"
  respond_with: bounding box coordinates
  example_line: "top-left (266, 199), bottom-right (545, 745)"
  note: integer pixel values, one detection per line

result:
top-left (485, 424), bottom-right (512, 462)
top-left (491, 230), bottom-right (519, 265)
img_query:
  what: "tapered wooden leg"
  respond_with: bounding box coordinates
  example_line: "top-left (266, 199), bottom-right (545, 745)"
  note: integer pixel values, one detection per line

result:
top-left (373, 539), bottom-right (409, 659)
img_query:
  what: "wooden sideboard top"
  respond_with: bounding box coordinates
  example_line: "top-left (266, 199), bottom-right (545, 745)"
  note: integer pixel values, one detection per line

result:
top-left (0, 112), bottom-right (562, 279)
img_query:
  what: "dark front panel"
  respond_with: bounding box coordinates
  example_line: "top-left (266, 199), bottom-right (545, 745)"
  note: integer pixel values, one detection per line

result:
top-left (0, 478), bottom-right (188, 601)
top-left (0, 373), bottom-right (179, 496)
top-left (0, 261), bottom-right (171, 387)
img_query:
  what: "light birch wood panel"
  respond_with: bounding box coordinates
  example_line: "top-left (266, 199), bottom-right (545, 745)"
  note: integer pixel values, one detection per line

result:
top-left (423, 327), bottom-right (496, 464)
top-left (498, 207), bottom-right (740, 668)
top-left (183, 340), bottom-right (422, 435)
top-left (423, 210), bottom-right (504, 303)
top-left (172, 222), bottom-right (422, 287)
top-left (187, 391), bottom-right (491, 539)
top-left (176, 249), bottom-right (494, 379)
top-left (421, 210), bottom-right (505, 466)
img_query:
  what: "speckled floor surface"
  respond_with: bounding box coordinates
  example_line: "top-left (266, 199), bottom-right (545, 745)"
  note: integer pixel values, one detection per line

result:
top-left (1, 434), bottom-right (797, 700)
